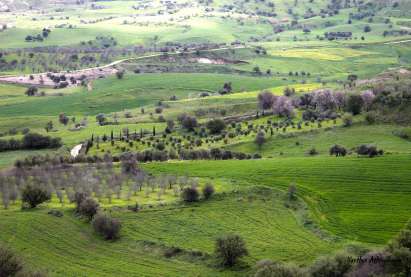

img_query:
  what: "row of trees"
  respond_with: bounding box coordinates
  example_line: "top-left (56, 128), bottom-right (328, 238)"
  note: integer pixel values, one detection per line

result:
top-left (330, 144), bottom-right (384, 158)
top-left (258, 88), bottom-right (375, 120)
top-left (0, 157), bottom-right (214, 210)
top-left (0, 133), bottom-right (61, 152)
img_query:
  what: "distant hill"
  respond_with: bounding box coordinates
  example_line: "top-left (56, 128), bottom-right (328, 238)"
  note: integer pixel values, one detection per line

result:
top-left (0, 0), bottom-right (85, 11)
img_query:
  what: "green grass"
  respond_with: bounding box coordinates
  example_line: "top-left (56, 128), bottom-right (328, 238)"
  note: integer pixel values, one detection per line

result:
top-left (145, 155), bottom-right (411, 244)
top-left (227, 124), bottom-right (411, 157)
top-left (0, 149), bottom-right (56, 168)
top-left (0, 73), bottom-right (285, 117)
top-left (0, 187), bottom-right (341, 276)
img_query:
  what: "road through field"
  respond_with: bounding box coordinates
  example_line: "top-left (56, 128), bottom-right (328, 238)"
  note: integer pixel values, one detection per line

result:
top-left (0, 45), bottom-right (248, 86)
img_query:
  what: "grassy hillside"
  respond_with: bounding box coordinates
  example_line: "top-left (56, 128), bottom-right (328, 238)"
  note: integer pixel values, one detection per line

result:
top-left (0, 155), bottom-right (410, 276)
top-left (227, 123), bottom-right (411, 157)
top-left (145, 155), bottom-right (411, 244)
top-left (0, 0), bottom-right (410, 276)
top-left (0, 188), bottom-right (341, 276)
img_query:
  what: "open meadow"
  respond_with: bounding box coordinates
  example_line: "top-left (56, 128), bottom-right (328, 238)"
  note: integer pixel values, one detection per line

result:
top-left (1, 0), bottom-right (411, 276)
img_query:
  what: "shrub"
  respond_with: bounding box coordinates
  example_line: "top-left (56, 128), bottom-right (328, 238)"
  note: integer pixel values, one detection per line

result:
top-left (345, 95), bottom-right (363, 115)
top-left (92, 213), bottom-right (121, 240)
top-left (342, 113), bottom-right (353, 127)
top-left (202, 184), bottom-right (215, 200)
top-left (78, 198), bottom-right (99, 220)
top-left (116, 70), bottom-right (124, 79)
top-left (181, 187), bottom-right (199, 202)
top-left (215, 234), bottom-right (248, 267)
top-left (364, 111), bottom-right (377, 124)
top-left (25, 86), bottom-right (38, 96)
top-left (21, 185), bottom-right (51, 208)
top-left (178, 114), bottom-right (198, 131)
top-left (254, 260), bottom-right (305, 277)
top-left (48, 209), bottom-right (64, 217)
top-left (155, 107), bottom-right (163, 114)
top-left (96, 113), bottom-right (106, 125)
top-left (287, 184), bottom-right (297, 201)
top-left (206, 119), bottom-right (226, 134)
top-left (329, 145), bottom-right (347, 157)
top-left (22, 133), bottom-right (62, 149)
top-left (356, 144), bottom-right (382, 158)
top-left (310, 253), bottom-right (352, 277)
top-left (73, 191), bottom-right (89, 211)
top-left (255, 131), bottom-right (265, 149)
top-left (0, 246), bottom-right (23, 277)
top-left (307, 147), bottom-right (318, 156)
top-left (393, 129), bottom-right (410, 140)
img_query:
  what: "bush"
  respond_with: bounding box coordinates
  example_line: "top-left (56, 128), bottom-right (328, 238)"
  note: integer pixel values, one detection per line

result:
top-left (21, 185), bottom-right (51, 208)
top-left (310, 253), bottom-right (352, 277)
top-left (329, 145), bottom-right (347, 157)
top-left (215, 234), bottom-right (248, 267)
top-left (0, 246), bottom-right (23, 277)
top-left (116, 70), bottom-right (124, 79)
top-left (25, 86), bottom-right (38, 96)
top-left (287, 184), bottom-right (297, 201)
top-left (74, 191), bottom-right (89, 211)
top-left (356, 144), bottom-right (383, 158)
top-left (155, 107), bottom-right (163, 114)
top-left (206, 119), bottom-right (226, 134)
top-left (202, 184), bottom-right (215, 200)
top-left (342, 113), bottom-right (353, 127)
top-left (255, 131), bottom-right (266, 149)
top-left (22, 133), bottom-right (62, 149)
top-left (393, 129), bottom-right (410, 140)
top-left (48, 209), bottom-right (64, 217)
top-left (254, 260), bottom-right (305, 277)
top-left (78, 198), bottom-right (99, 220)
top-left (92, 213), bottom-right (121, 240)
top-left (364, 111), bottom-right (377, 124)
top-left (181, 187), bottom-right (199, 202)
top-left (345, 95), bottom-right (363, 115)
top-left (307, 147), bottom-right (318, 156)
top-left (178, 114), bottom-right (198, 131)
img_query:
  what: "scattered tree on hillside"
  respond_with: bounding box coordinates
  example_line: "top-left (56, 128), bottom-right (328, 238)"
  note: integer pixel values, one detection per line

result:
top-left (272, 96), bottom-right (295, 118)
top-left (0, 246), bottom-right (23, 277)
top-left (258, 91), bottom-right (276, 111)
top-left (21, 184), bottom-right (51, 208)
top-left (59, 113), bottom-right (69, 125)
top-left (116, 70), bottom-right (124, 79)
top-left (92, 213), bottom-right (121, 240)
top-left (45, 121), bottom-right (53, 132)
top-left (177, 114), bottom-right (197, 131)
top-left (346, 94), bottom-right (364, 115)
top-left (25, 86), bottom-right (38, 96)
top-left (202, 183), bottom-right (215, 200)
top-left (181, 187), bottom-right (199, 202)
top-left (215, 234), bottom-right (248, 267)
top-left (329, 145), bottom-right (347, 157)
top-left (78, 198), bottom-right (99, 221)
top-left (255, 131), bottom-right (265, 149)
top-left (96, 113), bottom-right (106, 126)
top-left (206, 119), bottom-right (226, 134)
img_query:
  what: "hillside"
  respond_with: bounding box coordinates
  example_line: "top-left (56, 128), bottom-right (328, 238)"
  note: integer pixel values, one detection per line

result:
top-left (0, 0), bottom-right (411, 276)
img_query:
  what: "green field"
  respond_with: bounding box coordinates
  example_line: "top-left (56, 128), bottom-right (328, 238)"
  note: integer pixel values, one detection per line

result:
top-left (1, 0), bottom-right (411, 276)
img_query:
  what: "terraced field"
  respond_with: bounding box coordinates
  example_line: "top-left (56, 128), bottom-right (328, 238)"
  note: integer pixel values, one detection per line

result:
top-left (227, 123), bottom-right (411, 157)
top-left (1, 0), bottom-right (411, 276)
top-left (0, 188), bottom-right (340, 276)
top-left (145, 155), bottom-right (411, 244)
